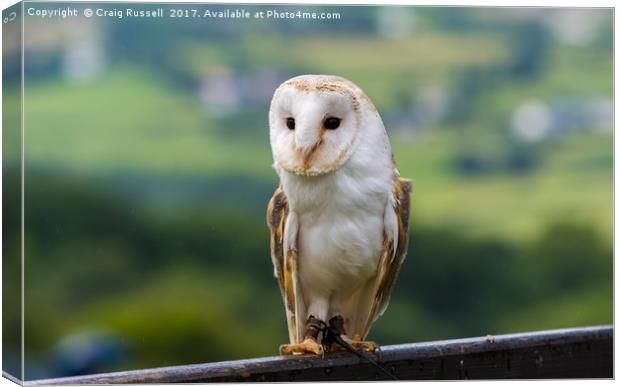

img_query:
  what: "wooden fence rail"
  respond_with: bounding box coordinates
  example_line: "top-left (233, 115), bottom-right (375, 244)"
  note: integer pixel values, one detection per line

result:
top-left (24, 325), bottom-right (612, 384)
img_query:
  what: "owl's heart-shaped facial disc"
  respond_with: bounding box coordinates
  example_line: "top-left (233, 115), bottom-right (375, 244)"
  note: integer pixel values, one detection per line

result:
top-left (269, 76), bottom-right (364, 176)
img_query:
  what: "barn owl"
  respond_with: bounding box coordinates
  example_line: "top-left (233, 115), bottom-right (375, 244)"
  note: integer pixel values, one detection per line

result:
top-left (267, 75), bottom-right (411, 356)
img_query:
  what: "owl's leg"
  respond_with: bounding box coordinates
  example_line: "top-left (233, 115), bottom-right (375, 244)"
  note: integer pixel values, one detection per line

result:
top-left (327, 315), bottom-right (378, 352)
top-left (279, 315), bottom-right (324, 356)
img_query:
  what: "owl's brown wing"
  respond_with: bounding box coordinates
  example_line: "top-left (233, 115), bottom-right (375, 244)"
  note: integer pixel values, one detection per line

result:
top-left (360, 177), bottom-right (412, 337)
top-left (267, 186), bottom-right (300, 344)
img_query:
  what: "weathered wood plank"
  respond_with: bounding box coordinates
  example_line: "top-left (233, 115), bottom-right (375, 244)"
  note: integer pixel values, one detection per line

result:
top-left (25, 325), bottom-right (613, 384)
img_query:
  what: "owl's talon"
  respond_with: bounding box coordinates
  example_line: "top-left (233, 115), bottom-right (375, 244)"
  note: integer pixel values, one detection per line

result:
top-left (279, 338), bottom-right (324, 356)
top-left (329, 336), bottom-right (378, 352)
top-left (351, 339), bottom-right (378, 352)
top-left (325, 315), bottom-right (378, 352)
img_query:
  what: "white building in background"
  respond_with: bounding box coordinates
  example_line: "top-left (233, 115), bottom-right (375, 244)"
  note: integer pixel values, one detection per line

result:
top-left (546, 9), bottom-right (604, 46)
top-left (21, 16), bottom-right (107, 82)
top-left (62, 37), bottom-right (106, 82)
top-left (198, 68), bottom-right (285, 116)
top-left (376, 7), bottom-right (416, 38)
top-left (586, 98), bottom-right (614, 134)
top-left (415, 84), bottom-right (451, 126)
top-left (237, 69), bottom-right (282, 106)
top-left (511, 100), bottom-right (553, 142)
top-left (511, 96), bottom-right (613, 142)
top-left (499, 8), bottom-right (606, 47)
top-left (199, 68), bottom-right (242, 116)
top-left (386, 83), bottom-right (453, 135)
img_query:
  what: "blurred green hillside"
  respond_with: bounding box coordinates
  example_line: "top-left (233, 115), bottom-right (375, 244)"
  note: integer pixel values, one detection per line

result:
top-left (19, 64), bottom-right (613, 241)
top-left (2, 4), bottom-right (612, 380)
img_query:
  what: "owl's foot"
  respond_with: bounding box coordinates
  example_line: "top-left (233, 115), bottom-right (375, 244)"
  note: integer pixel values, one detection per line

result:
top-left (279, 338), bottom-right (324, 356)
top-left (326, 315), bottom-right (378, 352)
top-left (279, 315), bottom-right (325, 356)
top-left (341, 337), bottom-right (378, 352)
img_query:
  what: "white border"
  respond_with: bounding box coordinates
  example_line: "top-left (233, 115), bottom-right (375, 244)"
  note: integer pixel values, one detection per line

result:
top-left (0, 1), bottom-right (615, 387)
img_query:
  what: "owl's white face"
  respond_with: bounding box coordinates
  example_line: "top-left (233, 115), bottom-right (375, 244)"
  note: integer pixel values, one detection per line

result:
top-left (269, 76), bottom-right (362, 176)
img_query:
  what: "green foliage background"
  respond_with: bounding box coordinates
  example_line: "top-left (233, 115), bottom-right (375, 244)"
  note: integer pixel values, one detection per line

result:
top-left (2, 4), bottom-right (612, 380)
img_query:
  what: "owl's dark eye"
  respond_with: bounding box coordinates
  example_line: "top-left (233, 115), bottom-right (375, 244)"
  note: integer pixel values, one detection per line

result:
top-left (286, 117), bottom-right (295, 130)
top-left (324, 117), bottom-right (341, 130)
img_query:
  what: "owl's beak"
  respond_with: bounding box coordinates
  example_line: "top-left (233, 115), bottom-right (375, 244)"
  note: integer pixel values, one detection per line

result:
top-left (294, 126), bottom-right (323, 170)
top-left (294, 125), bottom-right (321, 155)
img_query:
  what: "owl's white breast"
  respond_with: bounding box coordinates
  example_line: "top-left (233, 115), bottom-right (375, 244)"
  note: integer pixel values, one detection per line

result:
top-left (277, 115), bottom-right (394, 302)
